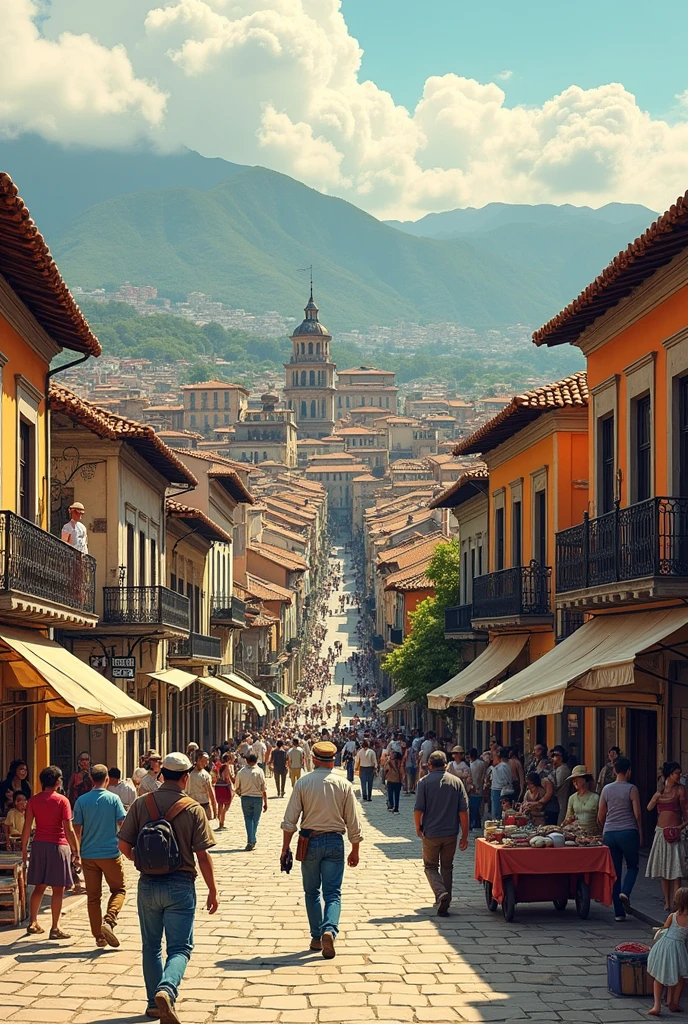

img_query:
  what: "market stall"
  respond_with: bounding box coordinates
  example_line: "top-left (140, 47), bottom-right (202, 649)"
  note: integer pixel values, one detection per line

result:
top-left (475, 837), bottom-right (616, 922)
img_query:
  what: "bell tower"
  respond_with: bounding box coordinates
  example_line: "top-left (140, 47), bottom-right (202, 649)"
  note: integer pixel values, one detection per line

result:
top-left (284, 288), bottom-right (337, 438)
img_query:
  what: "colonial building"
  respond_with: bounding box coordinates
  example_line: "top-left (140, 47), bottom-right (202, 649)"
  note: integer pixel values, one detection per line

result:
top-left (284, 291), bottom-right (336, 438)
top-left (226, 392), bottom-right (298, 469)
top-left (336, 367), bottom-right (398, 417)
top-left (181, 379), bottom-right (249, 434)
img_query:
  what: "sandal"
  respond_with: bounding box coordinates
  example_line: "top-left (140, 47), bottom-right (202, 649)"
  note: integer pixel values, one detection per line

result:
top-left (26, 923), bottom-right (44, 935)
top-left (95, 937), bottom-right (108, 948)
top-left (49, 927), bottom-right (71, 940)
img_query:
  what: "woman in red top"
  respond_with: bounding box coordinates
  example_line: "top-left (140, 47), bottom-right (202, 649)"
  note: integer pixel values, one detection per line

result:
top-left (22, 765), bottom-right (80, 939)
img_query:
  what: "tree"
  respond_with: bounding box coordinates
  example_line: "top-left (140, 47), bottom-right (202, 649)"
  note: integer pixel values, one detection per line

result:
top-left (381, 538), bottom-right (462, 706)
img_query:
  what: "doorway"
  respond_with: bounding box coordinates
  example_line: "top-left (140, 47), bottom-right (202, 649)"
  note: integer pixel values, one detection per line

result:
top-left (627, 708), bottom-right (657, 845)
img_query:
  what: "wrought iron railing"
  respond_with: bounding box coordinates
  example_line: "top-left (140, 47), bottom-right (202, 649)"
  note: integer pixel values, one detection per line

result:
top-left (0, 511), bottom-right (96, 615)
top-left (473, 563), bottom-right (551, 619)
top-left (169, 632), bottom-right (221, 661)
top-left (556, 609), bottom-right (586, 643)
top-left (259, 661), bottom-right (281, 676)
top-left (210, 595), bottom-right (246, 626)
top-left (444, 604), bottom-right (474, 633)
top-left (556, 497), bottom-right (688, 593)
top-left (103, 586), bottom-right (189, 630)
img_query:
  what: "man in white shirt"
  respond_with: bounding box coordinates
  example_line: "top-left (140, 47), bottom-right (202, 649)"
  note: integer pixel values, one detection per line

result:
top-left (61, 501), bottom-right (89, 554)
top-left (468, 748), bottom-right (487, 829)
top-left (342, 734), bottom-right (358, 783)
top-left (137, 753), bottom-right (162, 795)
top-left (235, 753), bottom-right (268, 850)
top-left (354, 740), bottom-right (377, 802)
top-left (252, 735), bottom-right (267, 771)
top-left (107, 767), bottom-right (137, 811)
top-left (418, 732), bottom-right (437, 778)
top-left (287, 742), bottom-right (305, 788)
top-left (187, 751), bottom-right (218, 820)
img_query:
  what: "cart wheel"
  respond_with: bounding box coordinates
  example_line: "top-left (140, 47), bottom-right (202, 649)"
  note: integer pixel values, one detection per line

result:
top-left (502, 877), bottom-right (515, 922)
top-left (484, 881), bottom-right (497, 912)
top-left (553, 898), bottom-right (568, 911)
top-left (576, 879), bottom-right (590, 920)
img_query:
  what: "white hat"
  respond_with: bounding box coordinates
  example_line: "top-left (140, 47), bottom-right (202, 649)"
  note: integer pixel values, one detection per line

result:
top-left (162, 752), bottom-right (192, 772)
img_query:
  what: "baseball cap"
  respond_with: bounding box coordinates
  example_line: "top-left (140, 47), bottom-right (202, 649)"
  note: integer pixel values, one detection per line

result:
top-left (162, 752), bottom-right (192, 772)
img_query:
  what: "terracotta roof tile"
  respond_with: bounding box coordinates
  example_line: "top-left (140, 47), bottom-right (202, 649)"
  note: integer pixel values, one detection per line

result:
top-left (50, 384), bottom-right (197, 485)
top-left (453, 373), bottom-right (588, 456)
top-left (245, 572), bottom-right (293, 604)
top-left (0, 174), bottom-right (101, 356)
top-left (170, 447), bottom-right (255, 472)
top-left (263, 522), bottom-right (306, 545)
top-left (384, 567), bottom-right (434, 592)
top-left (250, 541), bottom-right (308, 571)
top-left (181, 379), bottom-right (249, 393)
top-left (207, 468), bottom-right (255, 504)
top-left (428, 464), bottom-right (489, 509)
top-left (166, 500), bottom-right (232, 543)
top-left (378, 533), bottom-right (445, 571)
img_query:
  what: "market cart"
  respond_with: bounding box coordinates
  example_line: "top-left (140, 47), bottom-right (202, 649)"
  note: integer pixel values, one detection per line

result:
top-left (474, 837), bottom-right (616, 922)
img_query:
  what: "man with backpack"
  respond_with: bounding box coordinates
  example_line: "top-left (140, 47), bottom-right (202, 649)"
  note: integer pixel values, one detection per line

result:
top-left (118, 752), bottom-right (218, 1024)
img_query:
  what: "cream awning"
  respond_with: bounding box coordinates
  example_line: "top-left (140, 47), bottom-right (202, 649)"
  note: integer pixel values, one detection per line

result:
top-left (427, 633), bottom-right (529, 710)
top-left (148, 668), bottom-right (197, 692)
top-left (378, 690), bottom-right (409, 713)
top-left (473, 607), bottom-right (688, 721)
top-left (221, 671), bottom-right (275, 712)
top-left (0, 626), bottom-right (150, 733)
top-left (201, 675), bottom-right (268, 716)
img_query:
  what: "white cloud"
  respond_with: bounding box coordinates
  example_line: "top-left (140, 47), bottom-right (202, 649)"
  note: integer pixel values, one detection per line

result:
top-left (7, 0), bottom-right (688, 218)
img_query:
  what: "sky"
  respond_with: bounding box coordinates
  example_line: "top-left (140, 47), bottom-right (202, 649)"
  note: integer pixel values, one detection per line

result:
top-left (4, 0), bottom-right (688, 221)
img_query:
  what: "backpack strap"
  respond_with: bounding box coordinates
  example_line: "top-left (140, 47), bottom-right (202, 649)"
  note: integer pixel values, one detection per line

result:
top-left (144, 792), bottom-right (161, 822)
top-left (164, 796), bottom-right (198, 822)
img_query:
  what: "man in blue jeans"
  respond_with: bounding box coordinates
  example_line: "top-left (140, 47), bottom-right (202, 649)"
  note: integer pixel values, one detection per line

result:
top-left (118, 752), bottom-right (218, 1024)
top-left (281, 741), bottom-right (363, 960)
top-left (355, 739), bottom-right (377, 801)
top-left (235, 753), bottom-right (268, 850)
top-left (598, 756), bottom-right (644, 921)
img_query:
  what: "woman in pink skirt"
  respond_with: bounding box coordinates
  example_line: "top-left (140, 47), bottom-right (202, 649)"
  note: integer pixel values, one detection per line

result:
top-left (215, 754), bottom-right (236, 831)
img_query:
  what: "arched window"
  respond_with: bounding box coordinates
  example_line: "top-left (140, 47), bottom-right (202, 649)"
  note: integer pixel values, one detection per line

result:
top-left (301, 401), bottom-right (307, 418)
top-left (308, 342), bottom-right (313, 354)
top-left (311, 400), bottom-right (317, 419)
top-left (301, 371), bottom-right (307, 386)
top-left (309, 370), bottom-right (315, 386)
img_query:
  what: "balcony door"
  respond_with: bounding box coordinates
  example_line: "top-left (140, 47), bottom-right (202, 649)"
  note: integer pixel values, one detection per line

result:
top-left (600, 415), bottom-right (615, 514)
top-left (679, 375), bottom-right (688, 496)
top-left (635, 394), bottom-right (652, 503)
top-left (494, 506), bottom-right (505, 571)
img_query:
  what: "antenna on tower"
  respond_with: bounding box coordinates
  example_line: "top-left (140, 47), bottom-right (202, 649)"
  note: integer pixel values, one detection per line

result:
top-left (297, 264), bottom-right (314, 299)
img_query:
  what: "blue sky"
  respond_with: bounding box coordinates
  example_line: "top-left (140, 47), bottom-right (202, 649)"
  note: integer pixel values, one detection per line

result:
top-left (343, 0), bottom-right (685, 120)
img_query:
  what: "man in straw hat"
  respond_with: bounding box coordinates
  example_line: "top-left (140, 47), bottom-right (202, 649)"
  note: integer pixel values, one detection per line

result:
top-left (280, 740), bottom-right (363, 959)
top-left (61, 501), bottom-right (88, 553)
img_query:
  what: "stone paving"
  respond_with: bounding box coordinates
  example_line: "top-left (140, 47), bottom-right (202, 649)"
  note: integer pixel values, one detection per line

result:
top-left (0, 550), bottom-right (663, 1022)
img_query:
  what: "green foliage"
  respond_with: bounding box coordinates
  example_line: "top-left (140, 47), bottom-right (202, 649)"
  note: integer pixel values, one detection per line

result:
top-left (382, 539), bottom-right (462, 706)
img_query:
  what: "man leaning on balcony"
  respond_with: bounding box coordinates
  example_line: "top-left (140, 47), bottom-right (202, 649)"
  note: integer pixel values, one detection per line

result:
top-left (61, 502), bottom-right (89, 554)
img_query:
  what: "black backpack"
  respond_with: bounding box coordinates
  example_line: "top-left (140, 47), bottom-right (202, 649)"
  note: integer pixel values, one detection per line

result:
top-left (134, 793), bottom-right (197, 875)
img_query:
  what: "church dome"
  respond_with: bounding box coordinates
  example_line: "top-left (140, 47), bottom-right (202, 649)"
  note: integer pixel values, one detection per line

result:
top-left (291, 289), bottom-right (331, 338)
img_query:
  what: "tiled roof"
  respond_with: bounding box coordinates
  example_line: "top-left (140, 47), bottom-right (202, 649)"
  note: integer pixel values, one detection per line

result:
top-left (250, 542), bottom-right (308, 572)
top-left (263, 522), bottom-right (306, 545)
top-left (181, 379), bottom-right (249, 393)
top-left (247, 612), bottom-right (279, 627)
top-left (263, 498), bottom-right (317, 521)
top-left (453, 373), bottom-right (589, 456)
top-left (306, 464), bottom-right (367, 475)
top-left (378, 533), bottom-right (445, 571)
top-left (353, 474), bottom-right (377, 482)
top-left (428, 465), bottom-right (489, 509)
top-left (0, 174), bottom-right (101, 357)
top-left (337, 367), bottom-right (394, 375)
top-left (165, 500), bottom-right (232, 543)
top-left (170, 447), bottom-right (255, 473)
top-left (534, 192), bottom-right (688, 348)
top-left (245, 572), bottom-right (293, 604)
top-left (384, 567), bottom-right (434, 592)
top-left (50, 384), bottom-right (197, 486)
top-left (207, 468), bottom-right (255, 504)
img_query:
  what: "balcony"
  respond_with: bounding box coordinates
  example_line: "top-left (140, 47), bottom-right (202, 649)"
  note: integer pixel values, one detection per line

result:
top-left (389, 627), bottom-right (403, 646)
top-left (0, 511), bottom-right (98, 628)
top-left (472, 563), bottom-right (552, 629)
top-left (169, 631), bottom-right (222, 664)
top-left (444, 603), bottom-right (486, 640)
top-left (102, 586), bottom-right (189, 636)
top-left (210, 595), bottom-right (246, 628)
top-left (556, 497), bottom-right (688, 609)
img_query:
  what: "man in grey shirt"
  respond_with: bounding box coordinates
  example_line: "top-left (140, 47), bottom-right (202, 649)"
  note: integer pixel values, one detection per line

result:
top-left (414, 750), bottom-right (469, 916)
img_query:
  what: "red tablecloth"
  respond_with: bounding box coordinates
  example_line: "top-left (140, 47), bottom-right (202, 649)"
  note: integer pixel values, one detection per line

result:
top-left (474, 837), bottom-right (616, 906)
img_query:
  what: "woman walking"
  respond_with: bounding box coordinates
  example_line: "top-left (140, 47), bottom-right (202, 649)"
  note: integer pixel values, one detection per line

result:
top-left (22, 765), bottom-right (80, 939)
top-left (647, 761), bottom-right (688, 910)
top-left (384, 752), bottom-right (403, 813)
top-left (215, 755), bottom-right (235, 830)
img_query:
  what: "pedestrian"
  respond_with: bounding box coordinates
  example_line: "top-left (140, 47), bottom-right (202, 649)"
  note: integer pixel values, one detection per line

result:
top-left (287, 740), bottom-right (305, 788)
top-left (468, 749), bottom-right (486, 829)
top-left (418, 731), bottom-right (436, 778)
top-left (280, 741), bottom-right (362, 960)
top-left (118, 752), bottom-right (218, 1023)
top-left (414, 750), bottom-right (469, 916)
top-left (107, 767), bottom-right (137, 811)
top-left (187, 751), bottom-right (217, 821)
top-left (73, 763), bottom-right (127, 948)
top-left (235, 753), bottom-right (268, 850)
top-left (384, 752), bottom-right (403, 813)
top-left (138, 752), bottom-right (163, 795)
top-left (215, 757), bottom-right (235, 830)
top-left (252, 734), bottom-right (267, 771)
top-left (22, 765), bottom-right (81, 939)
top-left (67, 750), bottom-right (93, 806)
top-left (269, 740), bottom-right (288, 797)
top-left (597, 746), bottom-right (621, 794)
top-left (549, 745), bottom-right (572, 825)
top-left (646, 761), bottom-right (688, 911)
top-left (355, 739), bottom-right (377, 802)
top-left (61, 500), bottom-right (88, 552)
top-left (489, 748), bottom-right (513, 820)
top-left (647, 886), bottom-right (688, 1015)
top-left (598, 755), bottom-right (643, 921)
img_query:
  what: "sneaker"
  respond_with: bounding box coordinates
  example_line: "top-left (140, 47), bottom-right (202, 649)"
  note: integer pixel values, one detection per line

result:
top-left (437, 893), bottom-right (451, 917)
top-left (619, 893), bottom-right (631, 910)
top-left (155, 990), bottom-right (182, 1024)
top-left (321, 931), bottom-right (336, 959)
top-left (101, 920), bottom-right (119, 948)
top-left (245, 843), bottom-right (252, 851)
top-left (615, 914), bottom-right (627, 922)
top-left (309, 938), bottom-right (322, 951)
top-left (393, 809), bottom-right (399, 814)
top-left (145, 1010), bottom-right (161, 1020)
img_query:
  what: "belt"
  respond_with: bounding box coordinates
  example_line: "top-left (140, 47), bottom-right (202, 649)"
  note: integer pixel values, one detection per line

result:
top-left (308, 830), bottom-right (345, 838)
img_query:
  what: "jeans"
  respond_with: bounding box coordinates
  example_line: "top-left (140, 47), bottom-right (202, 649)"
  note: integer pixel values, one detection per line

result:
top-left (422, 835), bottom-right (457, 901)
top-left (241, 796), bottom-right (263, 845)
top-left (274, 770), bottom-right (287, 796)
top-left (406, 767), bottom-right (417, 792)
top-left (81, 855), bottom-right (126, 938)
top-left (360, 767), bottom-right (374, 801)
top-left (491, 790), bottom-right (502, 820)
top-left (469, 795), bottom-right (482, 830)
top-left (137, 873), bottom-right (196, 1009)
top-left (345, 759), bottom-right (354, 783)
top-left (387, 782), bottom-right (401, 811)
top-left (604, 829), bottom-right (640, 917)
top-left (301, 833), bottom-right (345, 939)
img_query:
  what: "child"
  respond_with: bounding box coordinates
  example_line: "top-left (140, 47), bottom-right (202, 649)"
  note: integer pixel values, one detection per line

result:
top-left (4, 791), bottom-right (27, 846)
top-left (647, 885), bottom-right (688, 1015)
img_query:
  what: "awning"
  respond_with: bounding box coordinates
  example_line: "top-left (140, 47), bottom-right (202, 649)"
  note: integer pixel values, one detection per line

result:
top-left (221, 671), bottom-right (275, 712)
top-left (200, 675), bottom-right (268, 716)
top-left (268, 692), bottom-right (291, 707)
top-left (427, 633), bottom-right (529, 710)
top-left (0, 626), bottom-right (150, 733)
top-left (148, 668), bottom-right (197, 692)
top-left (473, 607), bottom-right (688, 721)
top-left (378, 690), bottom-right (409, 713)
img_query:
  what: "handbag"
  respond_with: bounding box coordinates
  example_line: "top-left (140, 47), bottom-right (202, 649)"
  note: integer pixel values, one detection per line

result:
top-left (664, 826), bottom-right (681, 843)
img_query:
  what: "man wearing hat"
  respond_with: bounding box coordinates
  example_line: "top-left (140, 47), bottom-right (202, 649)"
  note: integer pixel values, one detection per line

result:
top-left (119, 752), bottom-right (218, 1024)
top-left (414, 750), bottom-right (469, 916)
top-left (61, 501), bottom-right (88, 553)
top-left (280, 740), bottom-right (363, 960)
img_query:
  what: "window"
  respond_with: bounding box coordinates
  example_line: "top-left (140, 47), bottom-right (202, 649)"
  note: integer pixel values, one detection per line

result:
top-left (263, 451), bottom-right (267, 461)
top-left (224, 392), bottom-right (229, 409)
top-left (494, 507), bottom-right (505, 571)
top-left (321, 400), bottom-right (326, 417)
top-left (601, 415), bottom-right (615, 513)
top-left (189, 393), bottom-right (196, 410)
top-left (138, 530), bottom-right (146, 586)
top-left (346, 396), bottom-right (350, 408)
top-left (301, 371), bottom-right (306, 386)
top-left (512, 500), bottom-right (522, 567)
top-left (478, 543), bottom-right (483, 577)
top-left (293, 371), bottom-right (297, 386)
top-left (150, 538), bottom-right (157, 586)
top-left (201, 392), bottom-right (207, 409)
top-left (311, 400), bottom-right (316, 419)
top-left (680, 376), bottom-right (688, 495)
top-left (18, 419), bottom-right (34, 521)
top-left (224, 414), bottom-right (229, 424)
top-left (213, 391), bottom-right (218, 409)
top-left (194, 585), bottom-right (201, 632)
top-left (301, 401), bottom-right (307, 418)
top-left (126, 523), bottom-right (135, 587)
top-left (190, 414), bottom-right (196, 427)
top-left (213, 414), bottom-right (219, 426)
top-left (204, 415), bottom-right (209, 428)
top-left (386, 397), bottom-right (390, 408)
top-left (338, 396), bottom-right (342, 408)
top-left (462, 551), bottom-right (468, 603)
top-left (635, 394), bottom-right (651, 502)
top-left (316, 343), bottom-right (320, 354)
top-left (308, 342), bottom-right (313, 354)
top-left (534, 489), bottom-right (547, 565)
top-left (301, 343), bottom-right (305, 354)
top-left (309, 370), bottom-right (315, 386)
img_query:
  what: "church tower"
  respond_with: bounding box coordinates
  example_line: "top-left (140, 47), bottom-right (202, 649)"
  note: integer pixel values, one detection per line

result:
top-left (284, 289), bottom-right (337, 439)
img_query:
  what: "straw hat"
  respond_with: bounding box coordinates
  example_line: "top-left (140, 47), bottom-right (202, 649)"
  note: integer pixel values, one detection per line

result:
top-left (569, 764), bottom-right (593, 781)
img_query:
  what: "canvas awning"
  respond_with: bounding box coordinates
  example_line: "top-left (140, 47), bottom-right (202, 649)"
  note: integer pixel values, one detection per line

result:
top-left (473, 607), bottom-right (688, 721)
top-left (200, 675), bottom-right (268, 716)
top-left (378, 690), bottom-right (409, 713)
top-left (148, 668), bottom-right (197, 692)
top-left (268, 692), bottom-right (293, 707)
top-left (427, 633), bottom-right (529, 710)
top-left (221, 671), bottom-right (275, 712)
top-left (0, 625), bottom-right (150, 733)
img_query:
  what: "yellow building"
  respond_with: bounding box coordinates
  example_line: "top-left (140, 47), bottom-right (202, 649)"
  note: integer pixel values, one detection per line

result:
top-left (181, 379), bottom-right (249, 434)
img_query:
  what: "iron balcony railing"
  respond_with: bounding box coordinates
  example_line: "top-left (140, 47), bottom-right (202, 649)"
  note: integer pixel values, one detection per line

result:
top-left (169, 632), bottom-right (222, 662)
top-left (556, 609), bottom-right (586, 643)
top-left (210, 595), bottom-right (246, 627)
top-left (556, 497), bottom-right (688, 593)
top-left (103, 585), bottom-right (189, 631)
top-left (0, 511), bottom-right (96, 615)
top-left (444, 604), bottom-right (474, 633)
top-left (473, 563), bottom-right (552, 619)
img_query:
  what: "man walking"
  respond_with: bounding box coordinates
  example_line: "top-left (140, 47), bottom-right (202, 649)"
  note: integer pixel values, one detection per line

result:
top-left (287, 740), bottom-right (305, 788)
top-left (417, 731), bottom-right (436, 779)
top-left (107, 767), bottom-right (137, 811)
top-left (342, 733), bottom-right (357, 783)
top-left (187, 751), bottom-right (217, 820)
top-left (118, 752), bottom-right (218, 1024)
top-left (138, 752), bottom-right (163, 796)
top-left (235, 752), bottom-right (268, 850)
top-left (73, 764), bottom-right (127, 948)
top-left (280, 741), bottom-right (362, 960)
top-left (355, 739), bottom-right (377, 801)
top-left (269, 740), bottom-right (288, 797)
top-left (414, 750), bottom-right (469, 916)
top-left (252, 734), bottom-right (267, 771)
